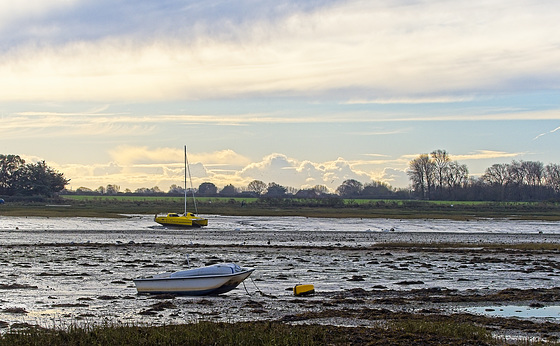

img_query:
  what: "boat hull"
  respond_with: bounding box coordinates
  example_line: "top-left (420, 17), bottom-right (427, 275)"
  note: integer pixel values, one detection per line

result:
top-left (154, 213), bottom-right (208, 227)
top-left (133, 269), bottom-right (254, 295)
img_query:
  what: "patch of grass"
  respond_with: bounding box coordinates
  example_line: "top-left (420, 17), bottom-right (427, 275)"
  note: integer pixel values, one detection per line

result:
top-left (390, 319), bottom-right (494, 344)
top-left (0, 320), bottom-right (503, 346)
top-left (0, 322), bottom-right (333, 346)
top-left (2, 195), bottom-right (560, 220)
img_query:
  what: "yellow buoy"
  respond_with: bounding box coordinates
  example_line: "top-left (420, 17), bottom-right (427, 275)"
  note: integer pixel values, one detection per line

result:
top-left (293, 284), bottom-right (315, 296)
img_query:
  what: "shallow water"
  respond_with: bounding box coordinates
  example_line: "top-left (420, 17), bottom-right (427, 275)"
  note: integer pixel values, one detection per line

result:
top-left (1, 215), bottom-right (560, 246)
top-left (1, 215), bottom-right (559, 329)
top-left (465, 305), bottom-right (560, 320)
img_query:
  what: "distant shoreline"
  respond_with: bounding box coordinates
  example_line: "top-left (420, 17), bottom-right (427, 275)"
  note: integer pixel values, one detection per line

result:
top-left (1, 195), bottom-right (559, 221)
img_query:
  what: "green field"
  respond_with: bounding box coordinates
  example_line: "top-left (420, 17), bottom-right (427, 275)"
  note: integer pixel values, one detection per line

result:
top-left (0, 194), bottom-right (559, 220)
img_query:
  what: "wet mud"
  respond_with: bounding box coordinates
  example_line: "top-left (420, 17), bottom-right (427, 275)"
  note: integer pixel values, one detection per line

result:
top-left (0, 215), bottom-right (559, 342)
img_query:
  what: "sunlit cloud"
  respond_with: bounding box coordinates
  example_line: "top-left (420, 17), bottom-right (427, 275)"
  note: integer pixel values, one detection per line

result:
top-left (451, 150), bottom-right (525, 161)
top-left (1, 1), bottom-right (559, 102)
top-left (345, 96), bottom-right (476, 105)
top-left (3, 1), bottom-right (559, 194)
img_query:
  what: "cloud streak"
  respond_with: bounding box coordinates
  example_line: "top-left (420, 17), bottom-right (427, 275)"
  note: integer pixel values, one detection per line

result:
top-left (533, 126), bottom-right (560, 140)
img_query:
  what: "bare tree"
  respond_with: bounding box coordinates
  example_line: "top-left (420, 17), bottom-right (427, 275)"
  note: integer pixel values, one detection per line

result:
top-left (407, 154), bottom-right (435, 199)
top-left (521, 161), bottom-right (544, 187)
top-left (545, 163), bottom-right (560, 192)
top-left (482, 164), bottom-right (509, 186)
top-left (446, 162), bottom-right (469, 189)
top-left (507, 161), bottom-right (525, 186)
top-left (312, 185), bottom-right (329, 195)
top-left (431, 149), bottom-right (451, 192)
top-left (481, 163), bottom-right (510, 200)
top-left (106, 184), bottom-right (120, 195)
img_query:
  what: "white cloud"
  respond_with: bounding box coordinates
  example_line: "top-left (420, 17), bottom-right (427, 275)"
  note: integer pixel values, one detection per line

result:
top-left (0, 0), bottom-right (77, 30)
top-left (55, 150), bottom-right (383, 192)
top-left (1, 1), bottom-right (559, 102)
top-left (49, 147), bottom-right (533, 193)
top-left (380, 168), bottom-right (410, 189)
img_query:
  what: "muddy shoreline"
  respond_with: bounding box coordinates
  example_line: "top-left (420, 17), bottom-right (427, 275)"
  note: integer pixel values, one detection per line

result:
top-left (1, 216), bottom-right (559, 342)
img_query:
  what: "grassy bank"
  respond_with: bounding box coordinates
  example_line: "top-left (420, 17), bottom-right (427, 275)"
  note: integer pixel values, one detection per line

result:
top-left (0, 195), bottom-right (559, 220)
top-left (0, 319), bottom-right (496, 346)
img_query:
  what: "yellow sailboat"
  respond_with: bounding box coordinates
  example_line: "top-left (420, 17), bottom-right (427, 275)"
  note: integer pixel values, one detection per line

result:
top-left (154, 146), bottom-right (208, 227)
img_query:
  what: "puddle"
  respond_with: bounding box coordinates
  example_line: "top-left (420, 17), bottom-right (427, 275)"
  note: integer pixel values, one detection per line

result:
top-left (465, 305), bottom-right (560, 320)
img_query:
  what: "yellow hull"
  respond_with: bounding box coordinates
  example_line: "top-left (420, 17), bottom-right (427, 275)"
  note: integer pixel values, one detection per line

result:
top-left (293, 284), bottom-right (315, 296)
top-left (154, 213), bottom-right (208, 227)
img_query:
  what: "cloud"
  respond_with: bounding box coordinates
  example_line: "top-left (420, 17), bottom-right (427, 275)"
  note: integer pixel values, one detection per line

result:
top-left (379, 168), bottom-right (410, 189)
top-left (50, 147), bottom-right (531, 193)
top-left (451, 150), bottom-right (524, 161)
top-left (239, 154), bottom-right (373, 190)
top-left (1, 0), bottom-right (559, 102)
top-left (54, 150), bottom-right (389, 192)
top-left (4, 107), bottom-right (560, 144)
top-left (345, 96), bottom-right (476, 105)
top-left (533, 126), bottom-right (560, 140)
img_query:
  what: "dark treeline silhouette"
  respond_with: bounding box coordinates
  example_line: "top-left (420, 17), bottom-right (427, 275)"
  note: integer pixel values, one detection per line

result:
top-left (0, 154), bottom-right (69, 198)
top-left (407, 149), bottom-right (560, 201)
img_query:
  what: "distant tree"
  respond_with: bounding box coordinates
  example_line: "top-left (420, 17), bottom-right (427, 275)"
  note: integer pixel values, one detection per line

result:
top-left (96, 186), bottom-right (105, 194)
top-left (106, 184), bottom-right (120, 195)
top-left (361, 181), bottom-right (392, 197)
top-left (447, 162), bottom-right (469, 188)
top-left (0, 154), bottom-right (26, 195)
top-left (431, 149), bottom-right (451, 192)
top-left (285, 186), bottom-right (298, 195)
top-left (198, 182), bottom-right (217, 196)
top-left (295, 188), bottom-right (321, 198)
top-left (482, 163), bottom-right (510, 200)
top-left (521, 161), bottom-right (544, 187)
top-left (265, 182), bottom-right (287, 197)
top-left (76, 186), bottom-right (93, 194)
top-left (482, 164), bottom-right (509, 186)
top-left (219, 184), bottom-right (237, 196)
top-left (336, 179), bottom-right (363, 198)
top-left (135, 186), bottom-right (162, 194)
top-left (247, 180), bottom-right (267, 196)
top-left (507, 161), bottom-right (525, 186)
top-left (545, 163), bottom-right (560, 193)
top-left (13, 161), bottom-right (69, 197)
top-left (312, 185), bottom-right (329, 195)
top-left (168, 184), bottom-right (184, 194)
top-left (407, 154), bottom-right (435, 199)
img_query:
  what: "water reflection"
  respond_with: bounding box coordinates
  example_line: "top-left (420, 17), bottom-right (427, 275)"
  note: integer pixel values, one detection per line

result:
top-left (466, 305), bottom-right (560, 320)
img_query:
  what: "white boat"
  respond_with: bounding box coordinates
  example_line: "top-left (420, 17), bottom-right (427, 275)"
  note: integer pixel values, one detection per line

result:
top-left (133, 263), bottom-right (255, 295)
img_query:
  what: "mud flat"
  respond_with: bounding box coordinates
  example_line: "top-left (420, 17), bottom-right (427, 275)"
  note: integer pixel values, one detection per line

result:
top-left (1, 215), bottom-right (559, 343)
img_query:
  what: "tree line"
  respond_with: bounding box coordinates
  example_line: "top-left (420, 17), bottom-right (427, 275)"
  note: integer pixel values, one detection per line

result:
top-left (75, 149), bottom-right (560, 202)
top-left (4, 151), bottom-right (560, 202)
top-left (0, 154), bottom-right (69, 197)
top-left (407, 149), bottom-right (560, 201)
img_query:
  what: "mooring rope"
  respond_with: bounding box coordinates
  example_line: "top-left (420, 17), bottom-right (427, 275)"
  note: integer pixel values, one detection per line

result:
top-left (242, 277), bottom-right (267, 296)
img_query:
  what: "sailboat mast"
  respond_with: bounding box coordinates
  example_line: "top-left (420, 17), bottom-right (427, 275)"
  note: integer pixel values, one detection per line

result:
top-left (184, 146), bottom-right (187, 215)
top-left (185, 145), bottom-right (199, 214)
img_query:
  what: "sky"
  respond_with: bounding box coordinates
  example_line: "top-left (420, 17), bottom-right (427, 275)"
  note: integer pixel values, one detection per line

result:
top-left (1, 0), bottom-right (559, 193)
